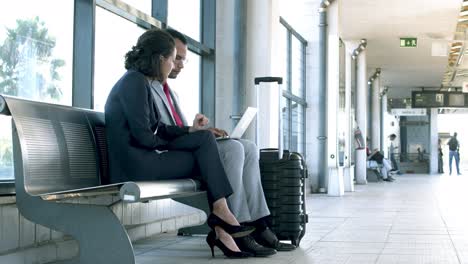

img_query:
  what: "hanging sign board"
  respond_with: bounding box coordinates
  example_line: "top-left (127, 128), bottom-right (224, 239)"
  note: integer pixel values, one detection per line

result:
top-left (391, 108), bottom-right (427, 116)
top-left (412, 91), bottom-right (468, 108)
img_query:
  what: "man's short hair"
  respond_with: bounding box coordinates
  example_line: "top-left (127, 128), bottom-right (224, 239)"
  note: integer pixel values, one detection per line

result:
top-left (389, 134), bottom-right (396, 138)
top-left (165, 28), bottom-right (187, 45)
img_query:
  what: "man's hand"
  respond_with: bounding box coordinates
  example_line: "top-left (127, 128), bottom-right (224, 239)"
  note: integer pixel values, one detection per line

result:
top-left (189, 114), bottom-right (209, 132)
top-left (207, 127), bottom-right (228, 138)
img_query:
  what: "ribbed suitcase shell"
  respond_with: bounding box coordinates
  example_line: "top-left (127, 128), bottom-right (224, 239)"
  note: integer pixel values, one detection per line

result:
top-left (259, 149), bottom-right (308, 246)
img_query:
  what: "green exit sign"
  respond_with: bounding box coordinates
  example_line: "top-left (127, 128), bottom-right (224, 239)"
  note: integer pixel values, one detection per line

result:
top-left (400, 38), bottom-right (417, 47)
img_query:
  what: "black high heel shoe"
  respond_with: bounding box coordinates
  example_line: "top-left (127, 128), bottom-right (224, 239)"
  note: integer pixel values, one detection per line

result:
top-left (207, 213), bottom-right (255, 238)
top-left (206, 231), bottom-right (253, 258)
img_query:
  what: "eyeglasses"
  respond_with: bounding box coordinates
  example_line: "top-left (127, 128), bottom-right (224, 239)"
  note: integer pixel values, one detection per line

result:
top-left (175, 55), bottom-right (188, 65)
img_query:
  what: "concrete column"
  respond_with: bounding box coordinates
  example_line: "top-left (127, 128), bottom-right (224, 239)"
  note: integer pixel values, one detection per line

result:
top-left (326, 2), bottom-right (344, 196)
top-left (343, 41), bottom-right (360, 192)
top-left (371, 76), bottom-right (381, 150)
top-left (430, 108), bottom-right (439, 174)
top-left (381, 92), bottom-right (388, 155)
top-left (243, 0), bottom-right (277, 147)
top-left (355, 50), bottom-right (367, 185)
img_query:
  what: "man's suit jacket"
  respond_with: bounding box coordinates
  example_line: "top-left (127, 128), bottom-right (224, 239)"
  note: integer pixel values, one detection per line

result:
top-left (150, 82), bottom-right (189, 126)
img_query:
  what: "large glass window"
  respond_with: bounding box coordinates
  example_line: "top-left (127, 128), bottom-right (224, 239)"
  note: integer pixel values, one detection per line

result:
top-left (0, 0), bottom-right (73, 105)
top-left (167, 51), bottom-right (200, 122)
top-left (291, 102), bottom-right (304, 153)
top-left (280, 17), bottom-right (307, 155)
top-left (93, 7), bottom-right (145, 111)
top-left (0, 116), bottom-right (13, 181)
top-left (291, 37), bottom-right (304, 97)
top-left (167, 0), bottom-right (201, 42)
top-left (0, 0), bottom-right (73, 181)
top-left (282, 97), bottom-right (290, 150)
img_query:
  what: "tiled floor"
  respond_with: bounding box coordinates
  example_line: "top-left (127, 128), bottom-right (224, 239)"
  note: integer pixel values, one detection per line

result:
top-left (133, 174), bottom-right (468, 264)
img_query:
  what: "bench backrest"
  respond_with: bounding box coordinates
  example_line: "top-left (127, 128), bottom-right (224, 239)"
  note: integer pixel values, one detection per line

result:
top-left (1, 95), bottom-right (109, 196)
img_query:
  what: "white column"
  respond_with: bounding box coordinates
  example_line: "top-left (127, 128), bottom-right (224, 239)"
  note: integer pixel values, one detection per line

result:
top-left (355, 50), bottom-right (368, 185)
top-left (326, 2), bottom-right (344, 196)
top-left (343, 41), bottom-right (360, 192)
top-left (243, 0), bottom-right (277, 147)
top-left (430, 108), bottom-right (439, 174)
top-left (371, 76), bottom-right (381, 150)
top-left (381, 92), bottom-right (388, 155)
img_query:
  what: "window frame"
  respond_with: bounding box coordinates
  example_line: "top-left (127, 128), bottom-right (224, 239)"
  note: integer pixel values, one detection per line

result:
top-left (280, 17), bottom-right (307, 155)
top-left (0, 0), bottom-right (215, 184)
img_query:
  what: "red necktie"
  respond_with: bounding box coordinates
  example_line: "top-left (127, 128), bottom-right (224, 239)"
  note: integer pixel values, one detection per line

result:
top-left (163, 83), bottom-right (184, 127)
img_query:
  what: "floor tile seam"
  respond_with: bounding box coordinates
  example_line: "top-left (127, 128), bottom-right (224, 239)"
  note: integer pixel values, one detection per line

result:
top-left (134, 236), bottom-right (191, 256)
top-left (375, 206), bottom-right (399, 264)
top-left (433, 183), bottom-right (463, 264)
top-left (304, 217), bottom-right (351, 254)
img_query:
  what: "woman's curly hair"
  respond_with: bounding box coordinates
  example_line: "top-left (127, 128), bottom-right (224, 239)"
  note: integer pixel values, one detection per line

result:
top-left (125, 29), bottom-right (175, 80)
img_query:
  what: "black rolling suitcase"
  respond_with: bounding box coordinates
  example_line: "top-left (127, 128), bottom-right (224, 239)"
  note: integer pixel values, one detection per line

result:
top-left (254, 76), bottom-right (308, 247)
top-left (259, 148), bottom-right (308, 246)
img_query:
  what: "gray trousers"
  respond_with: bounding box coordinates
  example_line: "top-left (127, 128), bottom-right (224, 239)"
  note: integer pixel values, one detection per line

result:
top-left (216, 139), bottom-right (270, 223)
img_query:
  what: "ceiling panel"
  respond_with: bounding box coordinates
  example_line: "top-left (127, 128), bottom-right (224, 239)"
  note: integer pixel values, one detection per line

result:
top-left (341, 0), bottom-right (462, 89)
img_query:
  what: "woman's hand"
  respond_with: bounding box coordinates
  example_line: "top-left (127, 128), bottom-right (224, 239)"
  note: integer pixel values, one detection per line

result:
top-left (189, 113), bottom-right (209, 132)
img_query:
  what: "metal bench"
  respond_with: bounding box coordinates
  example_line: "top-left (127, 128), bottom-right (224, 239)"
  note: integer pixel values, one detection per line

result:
top-left (0, 95), bottom-right (210, 264)
top-left (366, 160), bottom-right (383, 182)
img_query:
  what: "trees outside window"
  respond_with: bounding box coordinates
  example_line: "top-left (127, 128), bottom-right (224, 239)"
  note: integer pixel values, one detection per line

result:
top-left (0, 17), bottom-right (65, 102)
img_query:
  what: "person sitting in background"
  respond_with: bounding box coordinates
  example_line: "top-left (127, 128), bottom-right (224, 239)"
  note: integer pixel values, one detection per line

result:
top-left (366, 138), bottom-right (396, 182)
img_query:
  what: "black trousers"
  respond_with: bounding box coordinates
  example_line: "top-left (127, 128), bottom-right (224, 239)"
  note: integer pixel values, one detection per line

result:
top-left (153, 130), bottom-right (233, 203)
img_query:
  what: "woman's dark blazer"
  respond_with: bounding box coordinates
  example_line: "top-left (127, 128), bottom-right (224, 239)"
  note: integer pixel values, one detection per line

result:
top-left (104, 70), bottom-right (189, 183)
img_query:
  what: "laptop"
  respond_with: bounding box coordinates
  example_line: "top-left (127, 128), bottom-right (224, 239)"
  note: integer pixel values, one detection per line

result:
top-left (217, 107), bottom-right (257, 140)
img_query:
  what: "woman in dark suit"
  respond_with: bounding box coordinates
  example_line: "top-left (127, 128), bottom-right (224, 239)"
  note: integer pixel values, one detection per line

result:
top-left (105, 29), bottom-right (252, 258)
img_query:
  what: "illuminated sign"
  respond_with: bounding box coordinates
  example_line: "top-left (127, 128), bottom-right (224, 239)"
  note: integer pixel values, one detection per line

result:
top-left (400, 38), bottom-right (417, 47)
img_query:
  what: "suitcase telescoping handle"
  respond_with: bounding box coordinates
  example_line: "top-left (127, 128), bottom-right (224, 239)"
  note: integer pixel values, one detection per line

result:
top-left (254, 77), bottom-right (283, 85)
top-left (255, 76), bottom-right (283, 160)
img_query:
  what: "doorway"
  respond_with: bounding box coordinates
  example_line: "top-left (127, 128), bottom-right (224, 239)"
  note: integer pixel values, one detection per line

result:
top-left (438, 112), bottom-right (468, 175)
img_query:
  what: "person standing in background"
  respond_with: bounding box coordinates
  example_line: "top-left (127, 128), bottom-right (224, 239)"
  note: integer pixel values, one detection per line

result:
top-left (438, 138), bottom-right (444, 174)
top-left (447, 132), bottom-right (461, 175)
top-left (389, 134), bottom-right (402, 175)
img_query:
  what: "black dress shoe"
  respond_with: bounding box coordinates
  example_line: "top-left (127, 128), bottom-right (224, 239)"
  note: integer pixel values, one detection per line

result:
top-left (234, 235), bottom-right (277, 257)
top-left (252, 228), bottom-right (296, 251)
top-left (207, 214), bottom-right (255, 238)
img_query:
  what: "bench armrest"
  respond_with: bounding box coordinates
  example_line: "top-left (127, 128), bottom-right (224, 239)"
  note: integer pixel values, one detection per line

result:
top-left (120, 179), bottom-right (202, 203)
top-left (39, 183), bottom-right (123, 201)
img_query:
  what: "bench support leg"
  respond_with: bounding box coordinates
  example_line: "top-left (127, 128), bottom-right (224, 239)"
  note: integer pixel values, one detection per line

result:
top-left (173, 193), bottom-right (211, 235)
top-left (16, 195), bottom-right (135, 264)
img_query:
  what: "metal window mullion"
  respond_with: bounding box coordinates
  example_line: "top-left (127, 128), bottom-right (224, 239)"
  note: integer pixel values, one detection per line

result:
top-left (73, 0), bottom-right (95, 109)
top-left (152, 0), bottom-right (168, 25)
top-left (287, 30), bottom-right (292, 93)
top-left (288, 98), bottom-right (293, 151)
top-left (280, 16), bottom-right (307, 44)
top-left (285, 30), bottom-right (292, 150)
top-left (282, 91), bottom-right (307, 106)
top-left (302, 42), bottom-right (307, 156)
top-left (97, 0), bottom-right (159, 29)
top-left (201, 0), bottom-right (216, 124)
